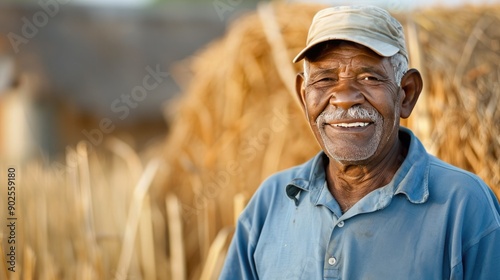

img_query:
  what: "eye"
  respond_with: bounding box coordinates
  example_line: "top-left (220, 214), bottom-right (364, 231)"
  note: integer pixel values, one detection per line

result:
top-left (310, 77), bottom-right (337, 86)
top-left (359, 74), bottom-right (385, 85)
top-left (362, 76), bottom-right (379, 81)
top-left (319, 77), bottom-right (336, 82)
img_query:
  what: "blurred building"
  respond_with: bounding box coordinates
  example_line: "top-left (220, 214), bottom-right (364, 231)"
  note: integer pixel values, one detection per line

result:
top-left (0, 2), bottom-right (255, 160)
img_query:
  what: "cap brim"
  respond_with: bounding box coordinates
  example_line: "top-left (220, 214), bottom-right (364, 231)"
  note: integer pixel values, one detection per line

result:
top-left (292, 35), bottom-right (400, 63)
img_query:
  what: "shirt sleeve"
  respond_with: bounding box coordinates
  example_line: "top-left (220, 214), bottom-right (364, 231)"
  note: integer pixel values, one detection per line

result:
top-left (450, 184), bottom-right (500, 280)
top-left (449, 228), bottom-right (500, 280)
top-left (219, 215), bottom-right (258, 280)
top-left (219, 173), bottom-right (282, 279)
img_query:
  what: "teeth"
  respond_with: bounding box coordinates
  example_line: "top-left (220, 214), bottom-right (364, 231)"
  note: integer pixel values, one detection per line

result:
top-left (333, 122), bottom-right (369, 128)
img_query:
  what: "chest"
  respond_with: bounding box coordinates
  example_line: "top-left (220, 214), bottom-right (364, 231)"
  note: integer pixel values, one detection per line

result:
top-left (253, 199), bottom-right (453, 279)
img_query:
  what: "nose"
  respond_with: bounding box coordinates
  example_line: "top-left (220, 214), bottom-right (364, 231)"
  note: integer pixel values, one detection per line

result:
top-left (329, 79), bottom-right (364, 110)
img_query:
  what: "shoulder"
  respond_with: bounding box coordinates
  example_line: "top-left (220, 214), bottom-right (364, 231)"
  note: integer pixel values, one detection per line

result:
top-left (246, 158), bottom-right (313, 208)
top-left (238, 153), bottom-right (321, 224)
top-left (427, 155), bottom-right (496, 202)
top-left (402, 128), bottom-right (497, 210)
top-left (426, 159), bottom-right (500, 276)
top-left (251, 153), bottom-right (321, 202)
top-left (426, 155), bottom-right (500, 231)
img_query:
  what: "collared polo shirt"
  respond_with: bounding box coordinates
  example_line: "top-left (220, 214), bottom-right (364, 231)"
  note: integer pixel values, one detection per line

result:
top-left (219, 128), bottom-right (500, 280)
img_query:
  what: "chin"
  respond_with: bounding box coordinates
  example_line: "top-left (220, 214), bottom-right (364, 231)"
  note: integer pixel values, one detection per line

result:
top-left (326, 150), bottom-right (375, 166)
top-left (321, 138), bottom-right (378, 164)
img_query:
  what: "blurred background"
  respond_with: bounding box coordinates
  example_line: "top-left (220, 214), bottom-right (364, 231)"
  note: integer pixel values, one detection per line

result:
top-left (0, 0), bottom-right (499, 279)
top-left (0, 0), bottom-right (263, 161)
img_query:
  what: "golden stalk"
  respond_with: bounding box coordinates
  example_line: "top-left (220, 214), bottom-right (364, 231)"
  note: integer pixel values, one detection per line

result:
top-left (138, 195), bottom-right (157, 280)
top-left (199, 227), bottom-right (234, 280)
top-left (1, 233), bottom-right (8, 280)
top-left (166, 194), bottom-right (186, 280)
top-left (22, 246), bottom-right (36, 280)
top-left (115, 158), bottom-right (161, 280)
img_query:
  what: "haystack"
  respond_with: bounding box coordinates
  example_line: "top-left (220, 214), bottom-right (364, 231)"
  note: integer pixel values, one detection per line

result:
top-left (160, 3), bottom-right (500, 278)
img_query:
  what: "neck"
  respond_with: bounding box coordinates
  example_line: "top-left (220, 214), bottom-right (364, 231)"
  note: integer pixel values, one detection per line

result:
top-left (325, 139), bottom-right (407, 213)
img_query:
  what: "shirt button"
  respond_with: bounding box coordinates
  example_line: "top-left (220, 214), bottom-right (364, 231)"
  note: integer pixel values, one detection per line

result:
top-left (328, 257), bottom-right (337, 266)
top-left (338, 221), bottom-right (345, 227)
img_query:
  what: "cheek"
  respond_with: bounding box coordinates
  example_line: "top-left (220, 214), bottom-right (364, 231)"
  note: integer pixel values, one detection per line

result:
top-left (304, 91), bottom-right (329, 122)
top-left (365, 87), bottom-right (400, 118)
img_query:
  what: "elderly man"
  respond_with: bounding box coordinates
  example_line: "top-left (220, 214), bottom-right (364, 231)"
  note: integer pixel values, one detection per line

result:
top-left (220, 5), bottom-right (500, 279)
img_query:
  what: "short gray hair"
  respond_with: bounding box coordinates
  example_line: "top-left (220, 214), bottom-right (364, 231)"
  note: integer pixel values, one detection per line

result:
top-left (389, 53), bottom-right (408, 86)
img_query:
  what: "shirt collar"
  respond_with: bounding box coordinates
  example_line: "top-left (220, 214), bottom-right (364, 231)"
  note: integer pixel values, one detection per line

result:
top-left (285, 152), bottom-right (327, 206)
top-left (285, 127), bottom-right (430, 207)
top-left (392, 127), bottom-right (430, 204)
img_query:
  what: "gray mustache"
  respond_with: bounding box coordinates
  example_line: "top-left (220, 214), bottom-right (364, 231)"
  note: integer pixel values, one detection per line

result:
top-left (317, 106), bottom-right (381, 123)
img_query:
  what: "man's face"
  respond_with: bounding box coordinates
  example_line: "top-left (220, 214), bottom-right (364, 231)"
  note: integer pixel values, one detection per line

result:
top-left (300, 42), bottom-right (403, 165)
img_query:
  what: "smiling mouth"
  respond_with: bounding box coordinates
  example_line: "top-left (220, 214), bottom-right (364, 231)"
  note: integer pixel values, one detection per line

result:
top-left (332, 122), bottom-right (371, 128)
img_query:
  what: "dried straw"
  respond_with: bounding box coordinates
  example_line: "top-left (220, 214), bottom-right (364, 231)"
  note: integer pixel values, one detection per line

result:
top-left (0, 134), bottom-right (170, 279)
top-left (166, 194), bottom-right (186, 280)
top-left (406, 6), bottom-right (500, 193)
top-left (22, 246), bottom-right (35, 280)
top-left (199, 226), bottom-right (234, 280)
top-left (115, 158), bottom-right (161, 279)
top-left (1, 233), bottom-right (7, 279)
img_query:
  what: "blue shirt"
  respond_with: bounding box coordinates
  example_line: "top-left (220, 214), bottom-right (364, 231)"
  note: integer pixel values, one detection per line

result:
top-left (220, 128), bottom-right (500, 280)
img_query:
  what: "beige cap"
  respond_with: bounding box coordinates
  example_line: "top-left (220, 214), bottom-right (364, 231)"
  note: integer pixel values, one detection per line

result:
top-left (293, 5), bottom-right (408, 63)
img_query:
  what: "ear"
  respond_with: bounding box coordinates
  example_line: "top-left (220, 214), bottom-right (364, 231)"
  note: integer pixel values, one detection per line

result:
top-left (295, 72), bottom-right (307, 113)
top-left (399, 68), bottom-right (423, 119)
